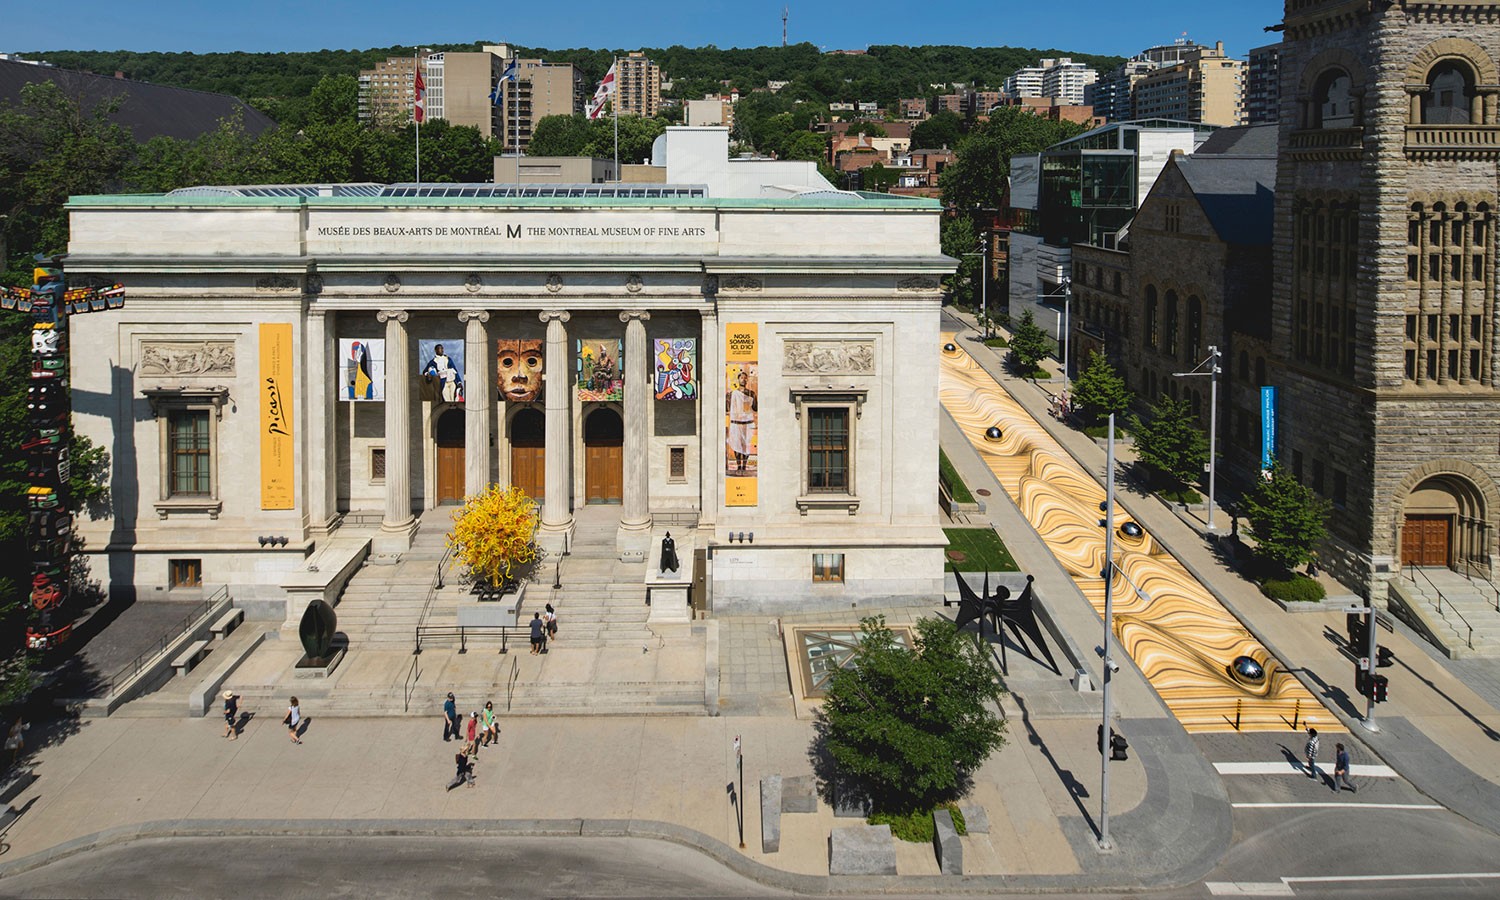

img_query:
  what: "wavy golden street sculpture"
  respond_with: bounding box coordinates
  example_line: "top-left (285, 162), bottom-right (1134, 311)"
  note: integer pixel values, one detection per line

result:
top-left (940, 337), bottom-right (1336, 733)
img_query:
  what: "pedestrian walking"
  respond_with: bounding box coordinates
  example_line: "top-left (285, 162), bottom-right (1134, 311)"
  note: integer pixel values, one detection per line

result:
top-left (1304, 727), bottom-right (1320, 780)
top-left (544, 603), bottom-right (558, 642)
top-left (481, 701), bottom-right (498, 747)
top-left (446, 751), bottom-right (476, 791)
top-left (223, 691), bottom-right (239, 740)
top-left (442, 692), bottom-right (460, 742)
top-left (530, 612), bottom-right (545, 655)
top-left (5, 717), bottom-right (27, 764)
top-left (286, 696), bottom-right (303, 744)
top-left (1334, 742), bottom-right (1356, 793)
top-left (465, 711), bottom-right (480, 757)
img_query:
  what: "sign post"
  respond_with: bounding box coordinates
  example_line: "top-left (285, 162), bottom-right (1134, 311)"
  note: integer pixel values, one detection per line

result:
top-left (734, 734), bottom-right (745, 849)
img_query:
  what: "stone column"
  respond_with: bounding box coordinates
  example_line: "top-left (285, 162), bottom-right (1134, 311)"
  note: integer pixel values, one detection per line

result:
top-left (375, 309), bottom-right (415, 552)
top-left (460, 310), bottom-right (491, 498)
top-left (617, 309), bottom-right (652, 561)
top-left (537, 310), bottom-right (573, 553)
top-left (697, 306), bottom-right (719, 529)
top-left (305, 308), bottom-right (338, 535)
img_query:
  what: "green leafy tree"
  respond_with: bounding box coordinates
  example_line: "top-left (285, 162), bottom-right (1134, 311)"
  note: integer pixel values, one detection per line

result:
top-left (1069, 351), bottom-right (1132, 426)
top-left (527, 114), bottom-right (595, 157)
top-left (782, 130), bottom-right (827, 162)
top-left (1130, 394), bottom-right (1208, 486)
top-left (940, 215), bottom-right (980, 306)
top-left (911, 110), bottom-right (963, 150)
top-left (848, 120), bottom-right (887, 138)
top-left (1242, 463), bottom-right (1331, 572)
top-left (940, 106), bottom-right (1086, 213)
top-left (1007, 309), bottom-right (1051, 374)
top-left (820, 615), bottom-right (1005, 813)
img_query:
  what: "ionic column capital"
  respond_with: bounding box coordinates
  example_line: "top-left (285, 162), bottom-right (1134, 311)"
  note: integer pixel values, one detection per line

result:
top-left (458, 309), bottom-right (491, 324)
top-left (539, 309), bottom-right (571, 324)
top-left (376, 309), bottom-right (409, 324)
top-left (619, 309), bottom-right (651, 324)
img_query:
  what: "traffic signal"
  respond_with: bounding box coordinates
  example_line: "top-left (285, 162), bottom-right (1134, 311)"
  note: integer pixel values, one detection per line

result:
top-left (1355, 668), bottom-right (1370, 698)
top-left (1376, 646), bottom-right (1394, 668)
top-left (1097, 725), bottom-right (1129, 760)
top-left (1372, 674), bottom-right (1389, 703)
top-left (1346, 612), bottom-right (1370, 649)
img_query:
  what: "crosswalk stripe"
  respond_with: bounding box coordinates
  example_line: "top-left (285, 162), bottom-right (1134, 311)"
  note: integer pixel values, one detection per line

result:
top-left (1205, 883), bottom-right (1293, 896)
top-left (1232, 802), bottom-right (1441, 810)
top-left (1213, 761), bottom-right (1398, 777)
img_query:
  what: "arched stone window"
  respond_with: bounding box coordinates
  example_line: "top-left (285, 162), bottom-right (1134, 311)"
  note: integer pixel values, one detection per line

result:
top-left (1313, 69), bottom-right (1355, 128)
top-left (1423, 61), bottom-right (1476, 125)
top-left (1255, 357), bottom-right (1267, 387)
top-left (1164, 290), bottom-right (1179, 356)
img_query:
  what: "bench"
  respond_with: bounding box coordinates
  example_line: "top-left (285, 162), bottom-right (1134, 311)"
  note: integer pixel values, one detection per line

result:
top-left (210, 608), bottom-right (244, 640)
top-left (171, 639), bottom-right (211, 677)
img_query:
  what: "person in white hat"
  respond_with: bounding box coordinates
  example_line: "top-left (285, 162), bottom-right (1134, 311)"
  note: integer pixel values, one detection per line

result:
top-left (222, 691), bottom-right (239, 741)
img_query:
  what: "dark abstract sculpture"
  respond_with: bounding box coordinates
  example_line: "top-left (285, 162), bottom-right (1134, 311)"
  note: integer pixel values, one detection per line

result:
top-left (951, 570), bottom-right (1060, 675)
top-left (299, 598), bottom-right (338, 663)
top-left (1229, 655), bottom-right (1266, 686)
top-left (660, 531), bottom-right (679, 574)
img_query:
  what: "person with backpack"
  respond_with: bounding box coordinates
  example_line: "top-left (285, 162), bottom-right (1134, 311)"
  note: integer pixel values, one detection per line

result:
top-left (442, 692), bottom-right (460, 742)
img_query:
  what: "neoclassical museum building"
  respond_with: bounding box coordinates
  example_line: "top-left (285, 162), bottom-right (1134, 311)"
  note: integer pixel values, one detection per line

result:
top-left (62, 128), bottom-right (953, 613)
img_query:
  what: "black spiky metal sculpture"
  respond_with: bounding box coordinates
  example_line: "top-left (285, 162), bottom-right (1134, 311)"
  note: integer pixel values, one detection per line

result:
top-left (950, 568), bottom-right (1060, 675)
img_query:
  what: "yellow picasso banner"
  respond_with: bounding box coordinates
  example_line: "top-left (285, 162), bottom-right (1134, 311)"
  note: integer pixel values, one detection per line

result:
top-left (259, 323), bottom-right (295, 510)
top-left (724, 323), bottom-right (758, 507)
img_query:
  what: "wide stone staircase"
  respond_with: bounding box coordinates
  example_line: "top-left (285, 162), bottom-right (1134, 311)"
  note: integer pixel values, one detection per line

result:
top-left (1392, 566), bottom-right (1500, 658)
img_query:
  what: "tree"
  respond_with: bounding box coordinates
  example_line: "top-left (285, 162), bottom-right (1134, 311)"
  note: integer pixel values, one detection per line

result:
top-left (527, 114), bottom-right (595, 158)
top-left (820, 615), bottom-right (1005, 813)
top-left (1069, 351), bottom-right (1132, 426)
top-left (848, 120), bottom-right (887, 138)
top-left (1007, 309), bottom-right (1051, 374)
top-left (1242, 463), bottom-right (1330, 572)
top-left (911, 110), bottom-right (963, 150)
top-left (940, 106), bottom-right (1086, 213)
top-left (447, 484), bottom-right (541, 588)
top-left (781, 130), bottom-right (827, 163)
top-left (940, 215), bottom-right (980, 304)
top-left (1130, 394), bottom-right (1208, 486)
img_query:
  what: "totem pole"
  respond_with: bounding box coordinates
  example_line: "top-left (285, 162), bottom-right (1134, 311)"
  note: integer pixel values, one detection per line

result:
top-left (1, 262), bottom-right (123, 651)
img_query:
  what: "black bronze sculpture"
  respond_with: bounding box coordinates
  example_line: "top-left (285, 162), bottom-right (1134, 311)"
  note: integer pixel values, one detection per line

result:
top-left (299, 598), bottom-right (337, 665)
top-left (950, 570), bottom-right (1060, 675)
top-left (660, 532), bottom-right (679, 574)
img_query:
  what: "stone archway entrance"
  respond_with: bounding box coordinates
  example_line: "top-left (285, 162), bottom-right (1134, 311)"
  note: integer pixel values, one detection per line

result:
top-left (1399, 473), bottom-right (1486, 570)
top-left (510, 407), bottom-right (545, 501)
top-left (435, 407), bottom-right (465, 504)
top-left (583, 407), bottom-right (623, 504)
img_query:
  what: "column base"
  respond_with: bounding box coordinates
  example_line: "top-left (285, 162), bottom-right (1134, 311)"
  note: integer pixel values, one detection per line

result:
top-left (616, 518), bottom-right (652, 563)
top-left (537, 519), bottom-right (575, 556)
top-left (373, 516), bottom-right (417, 554)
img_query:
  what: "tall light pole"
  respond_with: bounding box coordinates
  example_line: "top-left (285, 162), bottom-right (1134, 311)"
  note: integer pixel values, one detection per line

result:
top-left (1173, 346), bottom-right (1222, 532)
top-left (961, 242), bottom-right (989, 340)
top-left (1098, 413), bottom-right (1118, 851)
top-left (1062, 275), bottom-right (1072, 392)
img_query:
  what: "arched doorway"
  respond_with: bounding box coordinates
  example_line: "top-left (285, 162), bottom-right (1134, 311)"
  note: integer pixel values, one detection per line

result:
top-left (1400, 474), bottom-right (1487, 569)
top-left (510, 408), bottom-right (545, 501)
top-left (435, 408), bottom-right (465, 504)
top-left (583, 407), bottom-right (623, 504)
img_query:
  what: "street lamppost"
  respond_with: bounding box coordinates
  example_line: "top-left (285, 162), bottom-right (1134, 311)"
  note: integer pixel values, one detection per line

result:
top-left (961, 241), bottom-right (989, 340)
top-left (1098, 413), bottom-right (1118, 851)
top-left (1035, 276), bottom-right (1073, 390)
top-left (1172, 346), bottom-right (1222, 532)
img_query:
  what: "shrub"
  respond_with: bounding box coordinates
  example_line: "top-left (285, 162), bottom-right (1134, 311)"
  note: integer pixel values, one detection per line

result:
top-left (1261, 574), bottom-right (1326, 604)
top-left (869, 803), bottom-right (968, 843)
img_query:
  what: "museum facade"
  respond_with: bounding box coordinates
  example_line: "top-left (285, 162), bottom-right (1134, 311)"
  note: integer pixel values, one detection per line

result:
top-left (63, 178), bottom-right (952, 613)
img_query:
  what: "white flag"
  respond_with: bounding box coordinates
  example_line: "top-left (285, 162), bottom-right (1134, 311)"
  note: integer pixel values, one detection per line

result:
top-left (586, 61), bottom-right (618, 120)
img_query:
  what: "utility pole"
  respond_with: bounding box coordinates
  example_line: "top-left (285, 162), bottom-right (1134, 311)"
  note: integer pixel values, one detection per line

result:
top-left (1172, 346), bottom-right (1222, 531)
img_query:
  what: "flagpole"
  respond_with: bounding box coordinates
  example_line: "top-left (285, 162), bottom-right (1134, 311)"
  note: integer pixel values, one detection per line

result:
top-left (414, 50), bottom-right (422, 185)
top-left (613, 57), bottom-right (619, 181)
top-left (513, 59), bottom-right (520, 191)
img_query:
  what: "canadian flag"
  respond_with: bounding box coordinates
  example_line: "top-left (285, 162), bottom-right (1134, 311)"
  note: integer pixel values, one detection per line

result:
top-left (414, 65), bottom-right (427, 124)
top-left (586, 61), bottom-right (617, 120)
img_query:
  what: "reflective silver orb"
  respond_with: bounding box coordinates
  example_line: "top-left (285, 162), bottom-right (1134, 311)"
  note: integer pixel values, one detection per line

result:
top-left (1119, 521), bottom-right (1144, 539)
top-left (943, 342), bottom-right (958, 353)
top-left (1229, 655), bottom-right (1266, 685)
top-left (984, 425), bottom-right (1004, 442)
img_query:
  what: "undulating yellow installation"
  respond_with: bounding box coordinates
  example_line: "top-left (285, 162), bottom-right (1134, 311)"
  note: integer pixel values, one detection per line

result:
top-left (940, 337), bottom-right (1339, 733)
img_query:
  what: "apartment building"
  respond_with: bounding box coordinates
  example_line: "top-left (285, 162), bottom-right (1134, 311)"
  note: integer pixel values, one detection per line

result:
top-left (1245, 43), bottom-right (1281, 125)
top-left (1004, 58), bottom-right (1099, 106)
top-left (1086, 58), bottom-right (1158, 122)
top-left (358, 55), bottom-right (424, 126)
top-left (936, 93), bottom-right (964, 115)
top-left (1132, 41), bottom-right (1246, 126)
top-left (616, 51), bottom-right (662, 117)
top-left (900, 98), bottom-right (929, 119)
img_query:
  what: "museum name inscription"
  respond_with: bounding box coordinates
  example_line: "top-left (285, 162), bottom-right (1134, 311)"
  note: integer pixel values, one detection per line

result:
top-left (314, 224), bottom-right (710, 239)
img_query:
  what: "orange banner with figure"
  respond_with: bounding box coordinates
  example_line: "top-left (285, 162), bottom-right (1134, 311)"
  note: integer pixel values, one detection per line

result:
top-left (259, 323), bottom-right (295, 510)
top-left (724, 323), bottom-right (758, 507)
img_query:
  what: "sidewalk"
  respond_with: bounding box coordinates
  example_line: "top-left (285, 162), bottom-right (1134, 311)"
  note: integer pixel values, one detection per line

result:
top-left (943, 308), bottom-right (1500, 836)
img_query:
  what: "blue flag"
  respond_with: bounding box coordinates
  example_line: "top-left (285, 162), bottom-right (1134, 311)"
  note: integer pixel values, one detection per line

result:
top-left (490, 58), bottom-right (519, 106)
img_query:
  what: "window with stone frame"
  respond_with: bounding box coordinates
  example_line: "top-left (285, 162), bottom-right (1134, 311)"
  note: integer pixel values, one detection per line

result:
top-left (1404, 199), bottom-right (1493, 386)
top-left (1145, 285), bottom-right (1159, 349)
top-left (1164, 290), bottom-right (1179, 356)
top-left (792, 390), bottom-right (864, 514)
top-left (1422, 61), bottom-right (1476, 125)
top-left (1291, 196), bottom-right (1359, 378)
top-left (168, 410), bottom-right (211, 496)
top-left (1312, 68), bottom-right (1355, 129)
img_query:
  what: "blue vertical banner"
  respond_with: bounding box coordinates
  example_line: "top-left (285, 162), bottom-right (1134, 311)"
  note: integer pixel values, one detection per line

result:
top-left (1260, 385), bottom-right (1277, 472)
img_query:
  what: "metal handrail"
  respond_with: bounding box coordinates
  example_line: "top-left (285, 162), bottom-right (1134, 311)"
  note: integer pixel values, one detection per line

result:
top-left (105, 585), bottom-right (228, 696)
top-left (414, 624), bottom-right (531, 655)
top-left (1456, 559), bottom-right (1500, 613)
top-left (402, 652), bottom-right (420, 713)
top-left (416, 543), bottom-right (456, 632)
top-left (1406, 564), bottom-right (1475, 650)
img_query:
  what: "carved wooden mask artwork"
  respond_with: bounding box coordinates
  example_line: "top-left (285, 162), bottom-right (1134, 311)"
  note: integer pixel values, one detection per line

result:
top-left (496, 339), bottom-right (544, 402)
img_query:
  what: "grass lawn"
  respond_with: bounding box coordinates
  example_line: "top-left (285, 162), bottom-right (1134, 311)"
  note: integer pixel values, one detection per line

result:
top-left (983, 337), bottom-right (1008, 348)
top-left (943, 527), bottom-right (1019, 571)
top-left (938, 449), bottom-right (975, 504)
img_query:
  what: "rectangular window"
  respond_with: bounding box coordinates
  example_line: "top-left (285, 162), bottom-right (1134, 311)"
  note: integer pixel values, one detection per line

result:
top-left (371, 447), bottom-right (386, 482)
top-left (1293, 449), bottom-right (1304, 482)
top-left (668, 446), bottom-right (687, 481)
top-left (812, 553), bottom-right (845, 583)
top-left (807, 408), bottom-right (850, 492)
top-left (168, 410), bottom-right (211, 496)
top-left (1408, 255), bottom-right (1419, 281)
top-left (1312, 460), bottom-right (1325, 495)
top-left (170, 558), bottom-right (202, 589)
top-left (1333, 470), bottom-right (1347, 509)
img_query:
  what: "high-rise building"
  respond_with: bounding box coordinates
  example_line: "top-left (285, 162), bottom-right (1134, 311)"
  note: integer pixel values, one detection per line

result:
top-left (1004, 58), bottom-right (1098, 106)
top-left (615, 51), bottom-right (662, 117)
top-left (426, 51), bottom-right (505, 138)
top-left (1246, 43), bottom-right (1282, 125)
top-left (1086, 58), bottom-right (1158, 123)
top-left (498, 58), bottom-right (588, 152)
top-left (1131, 41), bottom-right (1246, 126)
top-left (358, 55), bottom-right (425, 126)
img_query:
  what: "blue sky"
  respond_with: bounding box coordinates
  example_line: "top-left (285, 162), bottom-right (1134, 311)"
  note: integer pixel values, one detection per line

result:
top-left (11, 1), bottom-right (1279, 59)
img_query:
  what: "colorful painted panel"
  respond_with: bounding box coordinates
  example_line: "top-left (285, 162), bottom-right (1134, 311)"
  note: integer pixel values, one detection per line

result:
top-left (418, 338), bottom-right (465, 404)
top-left (724, 323), bottom-right (758, 506)
top-left (339, 338), bottom-right (385, 401)
top-left (653, 338), bottom-right (697, 400)
top-left (576, 338), bottom-right (623, 402)
top-left (496, 339), bottom-right (544, 403)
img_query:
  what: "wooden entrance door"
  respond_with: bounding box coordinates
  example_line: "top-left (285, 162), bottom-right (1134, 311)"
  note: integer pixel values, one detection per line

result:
top-left (510, 407), bottom-right (545, 501)
top-left (436, 408), bottom-right (465, 504)
top-left (584, 407), bottom-right (623, 504)
top-left (1402, 514), bottom-right (1452, 567)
